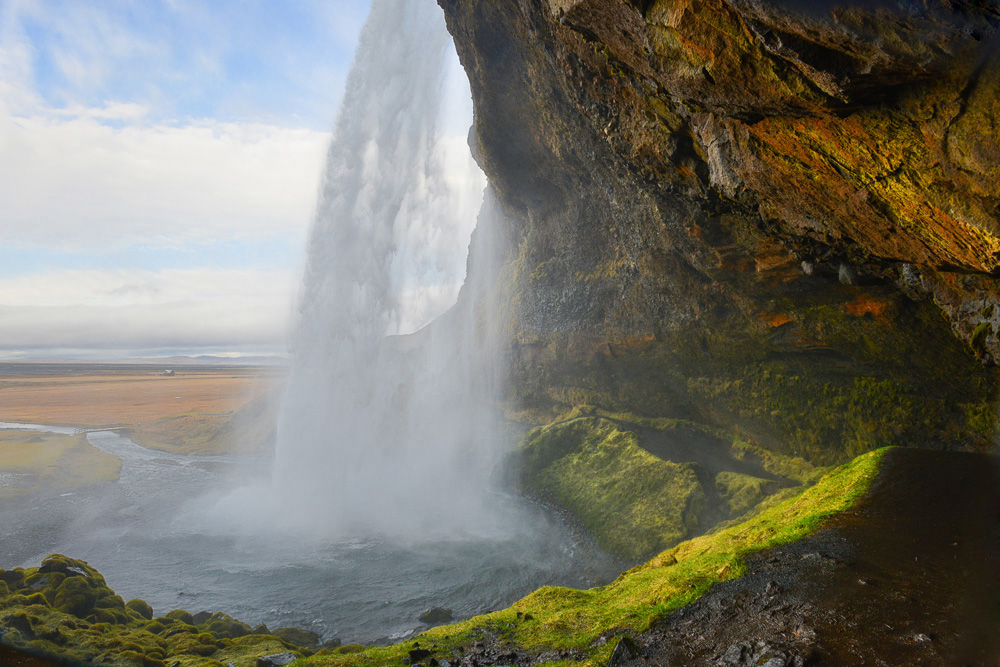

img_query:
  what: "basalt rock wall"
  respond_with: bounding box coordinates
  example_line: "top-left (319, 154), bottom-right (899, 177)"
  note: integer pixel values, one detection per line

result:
top-left (440, 0), bottom-right (1000, 464)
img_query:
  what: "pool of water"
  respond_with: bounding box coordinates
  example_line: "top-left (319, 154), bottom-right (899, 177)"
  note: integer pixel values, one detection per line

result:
top-left (0, 427), bottom-right (620, 644)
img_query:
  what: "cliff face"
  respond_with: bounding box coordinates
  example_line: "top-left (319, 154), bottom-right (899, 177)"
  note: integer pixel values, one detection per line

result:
top-left (440, 0), bottom-right (1000, 466)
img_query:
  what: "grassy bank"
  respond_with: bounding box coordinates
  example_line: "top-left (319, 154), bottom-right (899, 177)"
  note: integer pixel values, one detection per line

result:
top-left (0, 431), bottom-right (121, 499)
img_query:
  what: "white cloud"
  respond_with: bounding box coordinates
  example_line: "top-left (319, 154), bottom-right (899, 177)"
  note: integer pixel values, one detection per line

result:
top-left (0, 105), bottom-right (330, 250)
top-left (0, 267), bottom-right (297, 352)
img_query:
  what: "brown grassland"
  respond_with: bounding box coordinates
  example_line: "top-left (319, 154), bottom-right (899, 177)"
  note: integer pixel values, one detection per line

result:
top-left (0, 365), bottom-right (277, 428)
top-left (0, 364), bottom-right (283, 491)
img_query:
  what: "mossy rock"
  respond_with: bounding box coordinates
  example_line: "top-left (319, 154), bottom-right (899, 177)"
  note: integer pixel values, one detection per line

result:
top-left (165, 609), bottom-right (194, 625)
top-left (52, 576), bottom-right (98, 617)
top-left (24, 592), bottom-right (49, 607)
top-left (0, 568), bottom-right (26, 589)
top-left (144, 621), bottom-right (167, 635)
top-left (191, 611), bottom-right (213, 624)
top-left (272, 626), bottom-right (321, 648)
top-left (125, 599), bottom-right (154, 621)
top-left (715, 471), bottom-right (778, 518)
top-left (516, 417), bottom-right (708, 560)
top-left (1, 611), bottom-right (37, 637)
top-left (199, 612), bottom-right (251, 639)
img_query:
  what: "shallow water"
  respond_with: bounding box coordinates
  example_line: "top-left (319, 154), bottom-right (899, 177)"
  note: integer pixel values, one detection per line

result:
top-left (0, 427), bottom-right (621, 644)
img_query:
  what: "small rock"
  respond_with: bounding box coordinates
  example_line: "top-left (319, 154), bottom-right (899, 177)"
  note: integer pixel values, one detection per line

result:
top-left (760, 657), bottom-right (787, 667)
top-left (419, 607), bottom-right (453, 625)
top-left (407, 648), bottom-right (433, 664)
top-left (256, 653), bottom-right (298, 667)
top-left (900, 263), bottom-right (921, 287)
top-left (914, 633), bottom-right (932, 643)
top-left (765, 580), bottom-right (781, 595)
top-left (801, 261), bottom-right (815, 276)
top-left (838, 262), bottom-right (858, 285)
top-left (606, 636), bottom-right (639, 667)
top-left (720, 642), bottom-right (748, 665)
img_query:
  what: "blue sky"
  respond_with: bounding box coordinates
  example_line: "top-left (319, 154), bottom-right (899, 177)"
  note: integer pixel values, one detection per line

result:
top-left (0, 0), bottom-right (373, 358)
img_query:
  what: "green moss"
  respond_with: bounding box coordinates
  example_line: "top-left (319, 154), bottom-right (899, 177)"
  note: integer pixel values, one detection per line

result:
top-left (52, 576), bottom-right (98, 617)
top-left (126, 599), bottom-right (154, 621)
top-left (515, 418), bottom-right (708, 560)
top-left (715, 472), bottom-right (774, 517)
top-left (0, 555), bottom-right (316, 667)
top-left (165, 609), bottom-right (194, 625)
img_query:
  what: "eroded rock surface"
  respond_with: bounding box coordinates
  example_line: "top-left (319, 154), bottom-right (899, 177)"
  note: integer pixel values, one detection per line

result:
top-left (439, 0), bottom-right (1000, 468)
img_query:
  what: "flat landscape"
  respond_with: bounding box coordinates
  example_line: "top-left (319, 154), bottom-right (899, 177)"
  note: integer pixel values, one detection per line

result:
top-left (0, 363), bottom-right (283, 497)
top-left (0, 363), bottom-right (280, 428)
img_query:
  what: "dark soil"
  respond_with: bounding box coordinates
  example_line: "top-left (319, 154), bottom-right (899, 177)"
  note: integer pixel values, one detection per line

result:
top-left (608, 448), bottom-right (1000, 666)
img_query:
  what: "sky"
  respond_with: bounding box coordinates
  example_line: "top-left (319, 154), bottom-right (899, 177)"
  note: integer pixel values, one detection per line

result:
top-left (0, 0), bottom-right (373, 359)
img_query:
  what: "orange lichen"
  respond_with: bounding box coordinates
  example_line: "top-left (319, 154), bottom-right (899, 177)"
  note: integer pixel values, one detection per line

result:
top-left (763, 313), bottom-right (794, 328)
top-left (844, 294), bottom-right (892, 318)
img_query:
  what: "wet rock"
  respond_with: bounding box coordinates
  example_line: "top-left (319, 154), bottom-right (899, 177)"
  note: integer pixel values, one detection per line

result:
top-left (256, 653), bottom-right (297, 667)
top-left (607, 636), bottom-right (639, 666)
top-left (419, 607), bottom-right (454, 625)
top-left (407, 648), bottom-right (433, 664)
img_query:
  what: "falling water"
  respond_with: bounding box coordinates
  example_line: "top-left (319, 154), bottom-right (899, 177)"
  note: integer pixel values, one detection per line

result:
top-left (267, 0), bottom-right (504, 538)
top-left (2, 0), bottom-right (625, 642)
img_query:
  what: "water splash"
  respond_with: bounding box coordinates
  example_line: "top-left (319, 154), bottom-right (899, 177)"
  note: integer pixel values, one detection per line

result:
top-left (263, 0), bottom-right (505, 539)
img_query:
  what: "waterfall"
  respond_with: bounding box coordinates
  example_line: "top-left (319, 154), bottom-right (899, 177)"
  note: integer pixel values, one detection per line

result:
top-left (267, 0), bottom-right (505, 538)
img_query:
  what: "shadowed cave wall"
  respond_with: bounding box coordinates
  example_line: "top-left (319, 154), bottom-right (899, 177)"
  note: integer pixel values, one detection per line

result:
top-left (440, 0), bottom-right (1000, 465)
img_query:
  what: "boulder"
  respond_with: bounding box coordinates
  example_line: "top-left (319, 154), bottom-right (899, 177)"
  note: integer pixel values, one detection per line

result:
top-left (418, 607), bottom-right (453, 625)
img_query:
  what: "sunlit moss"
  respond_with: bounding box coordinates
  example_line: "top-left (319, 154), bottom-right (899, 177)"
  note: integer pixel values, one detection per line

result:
top-left (512, 417), bottom-right (708, 560)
